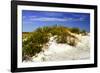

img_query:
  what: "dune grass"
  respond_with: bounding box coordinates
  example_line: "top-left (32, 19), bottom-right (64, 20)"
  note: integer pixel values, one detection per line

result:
top-left (22, 26), bottom-right (86, 61)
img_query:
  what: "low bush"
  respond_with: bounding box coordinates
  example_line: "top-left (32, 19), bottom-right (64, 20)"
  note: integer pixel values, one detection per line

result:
top-left (70, 28), bottom-right (80, 34)
top-left (22, 28), bottom-right (50, 59)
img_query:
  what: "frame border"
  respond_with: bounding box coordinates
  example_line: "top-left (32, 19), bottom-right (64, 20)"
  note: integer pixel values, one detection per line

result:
top-left (11, 1), bottom-right (97, 72)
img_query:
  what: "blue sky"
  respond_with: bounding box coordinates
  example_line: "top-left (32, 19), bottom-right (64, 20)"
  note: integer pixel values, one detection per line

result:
top-left (22, 10), bottom-right (90, 32)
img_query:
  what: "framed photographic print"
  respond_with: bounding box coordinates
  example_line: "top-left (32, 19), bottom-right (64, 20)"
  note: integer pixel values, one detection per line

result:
top-left (11, 1), bottom-right (97, 72)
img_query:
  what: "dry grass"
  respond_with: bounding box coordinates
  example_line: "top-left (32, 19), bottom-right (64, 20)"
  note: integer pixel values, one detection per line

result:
top-left (22, 26), bottom-right (86, 60)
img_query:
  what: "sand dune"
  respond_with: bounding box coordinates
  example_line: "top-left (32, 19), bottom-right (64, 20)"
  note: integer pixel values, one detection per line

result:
top-left (31, 34), bottom-right (90, 62)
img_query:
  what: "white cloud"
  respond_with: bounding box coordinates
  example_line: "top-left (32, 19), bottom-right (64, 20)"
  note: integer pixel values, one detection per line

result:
top-left (30, 17), bottom-right (67, 21)
top-left (23, 15), bottom-right (38, 19)
top-left (23, 15), bottom-right (85, 22)
top-left (29, 17), bottom-right (85, 22)
top-left (23, 21), bottom-right (33, 24)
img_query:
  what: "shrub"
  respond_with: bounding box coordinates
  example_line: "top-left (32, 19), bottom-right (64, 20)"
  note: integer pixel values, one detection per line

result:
top-left (70, 28), bottom-right (80, 34)
top-left (22, 28), bottom-right (50, 59)
top-left (31, 32), bottom-right (49, 44)
top-left (56, 31), bottom-right (68, 43)
top-left (36, 26), bottom-right (51, 33)
top-left (22, 42), bottom-right (43, 58)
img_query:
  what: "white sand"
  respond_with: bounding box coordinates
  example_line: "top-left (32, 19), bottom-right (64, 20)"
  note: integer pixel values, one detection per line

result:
top-left (32, 35), bottom-right (90, 62)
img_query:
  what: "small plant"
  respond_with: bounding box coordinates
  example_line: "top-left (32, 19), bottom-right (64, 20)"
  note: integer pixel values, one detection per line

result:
top-left (70, 28), bottom-right (80, 34)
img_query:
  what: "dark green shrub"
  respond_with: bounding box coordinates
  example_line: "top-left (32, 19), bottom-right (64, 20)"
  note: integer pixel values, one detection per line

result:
top-left (70, 28), bottom-right (80, 34)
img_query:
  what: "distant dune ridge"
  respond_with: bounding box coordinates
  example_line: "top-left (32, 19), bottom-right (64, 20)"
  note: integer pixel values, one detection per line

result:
top-left (22, 26), bottom-right (90, 62)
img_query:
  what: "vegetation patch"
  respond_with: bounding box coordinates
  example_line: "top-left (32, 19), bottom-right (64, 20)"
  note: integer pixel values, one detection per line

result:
top-left (22, 26), bottom-right (86, 61)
